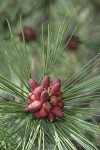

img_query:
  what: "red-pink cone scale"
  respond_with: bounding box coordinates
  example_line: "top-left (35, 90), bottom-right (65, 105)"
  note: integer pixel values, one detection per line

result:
top-left (27, 92), bottom-right (33, 99)
top-left (41, 91), bottom-right (49, 103)
top-left (39, 108), bottom-right (48, 118)
top-left (27, 99), bottom-right (33, 105)
top-left (33, 111), bottom-right (41, 119)
top-left (52, 78), bottom-right (61, 85)
top-left (50, 96), bottom-right (60, 105)
top-left (47, 113), bottom-right (56, 122)
top-left (51, 83), bottom-right (61, 96)
top-left (57, 102), bottom-right (64, 109)
top-left (26, 101), bottom-right (42, 112)
top-left (31, 95), bottom-right (36, 102)
top-left (52, 107), bottom-right (63, 117)
top-left (29, 79), bottom-right (38, 91)
top-left (33, 86), bottom-right (43, 100)
top-left (43, 101), bottom-right (52, 111)
top-left (41, 76), bottom-right (50, 89)
top-left (25, 76), bottom-right (64, 122)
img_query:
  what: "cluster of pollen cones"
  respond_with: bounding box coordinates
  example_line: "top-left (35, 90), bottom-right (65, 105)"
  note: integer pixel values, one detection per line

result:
top-left (25, 76), bottom-right (64, 122)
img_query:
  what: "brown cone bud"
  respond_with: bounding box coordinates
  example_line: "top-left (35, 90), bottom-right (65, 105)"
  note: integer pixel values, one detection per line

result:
top-left (52, 106), bottom-right (63, 117)
top-left (33, 86), bottom-right (42, 100)
top-left (51, 83), bottom-right (61, 96)
top-left (27, 101), bottom-right (42, 112)
top-left (47, 113), bottom-right (56, 122)
top-left (57, 102), bottom-right (64, 109)
top-left (50, 96), bottom-right (60, 105)
top-left (33, 111), bottom-right (41, 119)
top-left (41, 91), bottom-right (49, 103)
top-left (29, 79), bottom-right (38, 91)
top-left (41, 76), bottom-right (50, 89)
top-left (39, 108), bottom-right (48, 118)
top-left (43, 102), bottom-right (52, 111)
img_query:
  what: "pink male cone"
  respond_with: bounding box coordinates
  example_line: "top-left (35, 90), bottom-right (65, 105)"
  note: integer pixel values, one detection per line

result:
top-left (51, 83), bottom-right (61, 96)
top-left (27, 99), bottom-right (33, 105)
top-left (33, 111), bottom-right (41, 119)
top-left (29, 79), bottom-right (38, 91)
top-left (31, 95), bottom-right (36, 101)
top-left (41, 76), bottom-right (50, 89)
top-left (27, 100), bottom-right (42, 112)
top-left (33, 86), bottom-right (42, 100)
top-left (52, 106), bottom-right (63, 117)
top-left (41, 91), bottom-right (49, 103)
top-left (50, 96), bottom-right (60, 105)
top-left (39, 108), bottom-right (48, 118)
top-left (52, 78), bottom-right (61, 85)
top-left (43, 101), bottom-right (52, 111)
top-left (57, 102), bottom-right (64, 109)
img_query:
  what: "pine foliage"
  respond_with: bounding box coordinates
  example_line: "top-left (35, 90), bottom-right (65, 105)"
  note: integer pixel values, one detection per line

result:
top-left (0, 18), bottom-right (100, 150)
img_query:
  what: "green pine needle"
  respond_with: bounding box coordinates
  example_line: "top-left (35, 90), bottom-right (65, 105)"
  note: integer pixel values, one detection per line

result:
top-left (0, 17), bottom-right (100, 150)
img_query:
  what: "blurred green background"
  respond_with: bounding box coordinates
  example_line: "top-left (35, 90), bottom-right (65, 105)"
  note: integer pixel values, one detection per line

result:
top-left (0, 0), bottom-right (100, 78)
